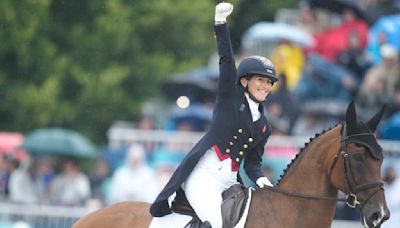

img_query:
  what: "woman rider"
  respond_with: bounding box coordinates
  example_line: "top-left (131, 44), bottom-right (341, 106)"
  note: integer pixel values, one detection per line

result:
top-left (150, 3), bottom-right (278, 227)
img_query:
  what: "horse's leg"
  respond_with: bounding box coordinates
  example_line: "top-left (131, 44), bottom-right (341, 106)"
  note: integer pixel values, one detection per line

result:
top-left (72, 202), bottom-right (152, 228)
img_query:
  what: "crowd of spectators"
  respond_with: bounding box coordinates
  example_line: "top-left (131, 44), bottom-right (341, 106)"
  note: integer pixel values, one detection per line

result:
top-left (263, 0), bottom-right (400, 140)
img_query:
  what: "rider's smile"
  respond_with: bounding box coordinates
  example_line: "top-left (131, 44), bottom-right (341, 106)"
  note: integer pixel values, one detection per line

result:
top-left (246, 76), bottom-right (272, 102)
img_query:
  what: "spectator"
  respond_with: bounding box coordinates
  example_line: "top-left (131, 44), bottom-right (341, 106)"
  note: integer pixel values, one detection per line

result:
top-left (136, 115), bottom-right (158, 162)
top-left (366, 31), bottom-right (389, 65)
top-left (296, 1), bottom-right (319, 34)
top-left (270, 41), bottom-right (305, 91)
top-left (312, 8), bottom-right (368, 62)
top-left (336, 30), bottom-right (372, 89)
top-left (386, 86), bottom-right (400, 117)
top-left (88, 159), bottom-right (111, 205)
top-left (382, 166), bottom-right (400, 228)
top-left (356, 44), bottom-right (399, 119)
top-left (265, 74), bottom-right (300, 134)
top-left (36, 156), bottom-right (56, 203)
top-left (295, 53), bottom-right (357, 101)
top-left (137, 115), bottom-right (156, 130)
top-left (0, 155), bottom-right (9, 199)
top-left (8, 156), bottom-right (41, 204)
top-left (291, 111), bottom-right (335, 137)
top-left (107, 143), bottom-right (159, 204)
top-left (50, 159), bottom-right (91, 206)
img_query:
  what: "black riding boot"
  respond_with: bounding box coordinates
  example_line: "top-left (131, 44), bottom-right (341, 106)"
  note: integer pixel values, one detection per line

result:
top-left (185, 219), bottom-right (212, 228)
top-left (200, 221), bottom-right (212, 228)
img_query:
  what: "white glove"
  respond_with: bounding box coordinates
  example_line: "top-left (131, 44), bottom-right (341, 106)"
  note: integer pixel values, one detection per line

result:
top-left (215, 2), bottom-right (233, 24)
top-left (256, 177), bottom-right (273, 188)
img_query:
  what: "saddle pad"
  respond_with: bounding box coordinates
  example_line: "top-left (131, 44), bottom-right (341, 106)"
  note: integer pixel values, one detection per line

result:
top-left (234, 187), bottom-right (252, 228)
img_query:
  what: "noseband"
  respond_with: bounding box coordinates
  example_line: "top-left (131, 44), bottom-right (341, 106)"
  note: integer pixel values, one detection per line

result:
top-left (263, 124), bottom-right (384, 210)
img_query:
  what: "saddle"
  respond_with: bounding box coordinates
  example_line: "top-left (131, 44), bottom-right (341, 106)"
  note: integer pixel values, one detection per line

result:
top-left (171, 184), bottom-right (250, 228)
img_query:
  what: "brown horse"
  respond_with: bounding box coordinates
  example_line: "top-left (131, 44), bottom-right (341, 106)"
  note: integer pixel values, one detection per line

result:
top-left (73, 102), bottom-right (390, 228)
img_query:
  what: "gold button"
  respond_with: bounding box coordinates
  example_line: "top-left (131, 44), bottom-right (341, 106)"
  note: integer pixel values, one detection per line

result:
top-left (236, 158), bottom-right (240, 162)
top-left (239, 151), bottom-right (244, 156)
top-left (248, 138), bottom-right (253, 142)
top-left (243, 144), bottom-right (248, 149)
top-left (226, 149), bottom-right (230, 153)
top-left (229, 142), bottom-right (233, 145)
top-left (238, 129), bottom-right (243, 133)
top-left (233, 135), bottom-right (238, 139)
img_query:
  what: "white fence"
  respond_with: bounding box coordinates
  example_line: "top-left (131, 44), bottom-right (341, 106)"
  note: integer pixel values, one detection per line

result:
top-left (0, 202), bottom-right (92, 228)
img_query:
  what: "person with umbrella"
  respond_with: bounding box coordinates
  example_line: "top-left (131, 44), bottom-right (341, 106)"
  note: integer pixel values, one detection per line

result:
top-left (150, 3), bottom-right (277, 227)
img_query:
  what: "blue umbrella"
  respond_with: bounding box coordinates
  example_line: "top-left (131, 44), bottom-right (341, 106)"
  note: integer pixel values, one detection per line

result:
top-left (367, 15), bottom-right (400, 63)
top-left (21, 128), bottom-right (98, 158)
top-left (379, 113), bottom-right (400, 140)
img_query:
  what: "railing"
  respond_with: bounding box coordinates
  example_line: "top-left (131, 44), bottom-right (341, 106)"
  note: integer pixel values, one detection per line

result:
top-left (0, 201), bottom-right (363, 228)
top-left (107, 128), bottom-right (400, 156)
top-left (0, 202), bottom-right (93, 228)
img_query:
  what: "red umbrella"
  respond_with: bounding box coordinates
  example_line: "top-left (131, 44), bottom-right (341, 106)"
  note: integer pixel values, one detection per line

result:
top-left (312, 20), bottom-right (368, 62)
top-left (0, 132), bottom-right (27, 160)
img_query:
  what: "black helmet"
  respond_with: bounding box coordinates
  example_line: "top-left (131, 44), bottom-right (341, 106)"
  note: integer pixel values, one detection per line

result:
top-left (237, 56), bottom-right (278, 83)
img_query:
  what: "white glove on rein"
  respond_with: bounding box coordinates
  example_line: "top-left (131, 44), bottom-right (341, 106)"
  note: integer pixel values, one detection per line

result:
top-left (215, 2), bottom-right (233, 24)
top-left (256, 177), bottom-right (273, 188)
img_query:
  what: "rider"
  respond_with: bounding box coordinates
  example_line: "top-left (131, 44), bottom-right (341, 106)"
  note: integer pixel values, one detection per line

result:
top-left (150, 3), bottom-right (278, 227)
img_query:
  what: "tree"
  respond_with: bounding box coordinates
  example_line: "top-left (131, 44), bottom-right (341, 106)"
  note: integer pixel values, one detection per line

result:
top-left (0, 0), bottom-right (297, 143)
top-left (0, 0), bottom-right (215, 142)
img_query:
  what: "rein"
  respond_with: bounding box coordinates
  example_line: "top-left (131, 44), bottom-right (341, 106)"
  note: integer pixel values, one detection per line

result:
top-left (262, 124), bottom-right (383, 208)
top-left (261, 185), bottom-right (347, 202)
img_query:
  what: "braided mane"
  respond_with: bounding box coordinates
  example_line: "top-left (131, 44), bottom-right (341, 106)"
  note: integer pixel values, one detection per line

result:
top-left (275, 124), bottom-right (341, 185)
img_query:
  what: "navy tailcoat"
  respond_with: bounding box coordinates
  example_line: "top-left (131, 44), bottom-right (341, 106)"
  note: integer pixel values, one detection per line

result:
top-left (150, 23), bottom-right (272, 217)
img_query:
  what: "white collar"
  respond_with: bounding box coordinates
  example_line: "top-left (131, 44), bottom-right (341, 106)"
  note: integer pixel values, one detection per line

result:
top-left (245, 93), bottom-right (261, 122)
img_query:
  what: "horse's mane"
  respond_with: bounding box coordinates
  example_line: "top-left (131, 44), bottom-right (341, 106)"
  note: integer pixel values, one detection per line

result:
top-left (276, 123), bottom-right (341, 185)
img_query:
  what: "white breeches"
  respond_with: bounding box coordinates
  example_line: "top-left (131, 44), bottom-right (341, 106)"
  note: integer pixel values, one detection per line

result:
top-left (182, 148), bottom-right (239, 228)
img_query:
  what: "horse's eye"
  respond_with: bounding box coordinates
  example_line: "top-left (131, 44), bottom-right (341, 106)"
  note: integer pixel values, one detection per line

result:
top-left (352, 152), bottom-right (366, 161)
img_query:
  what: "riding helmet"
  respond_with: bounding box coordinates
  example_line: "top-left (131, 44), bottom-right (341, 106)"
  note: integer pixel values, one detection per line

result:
top-left (237, 56), bottom-right (278, 83)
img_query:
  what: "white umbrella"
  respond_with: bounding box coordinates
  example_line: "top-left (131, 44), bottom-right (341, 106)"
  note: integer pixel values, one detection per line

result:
top-left (242, 22), bottom-right (315, 49)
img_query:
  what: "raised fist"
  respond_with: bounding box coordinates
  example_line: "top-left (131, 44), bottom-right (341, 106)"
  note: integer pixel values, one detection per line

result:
top-left (215, 2), bottom-right (233, 23)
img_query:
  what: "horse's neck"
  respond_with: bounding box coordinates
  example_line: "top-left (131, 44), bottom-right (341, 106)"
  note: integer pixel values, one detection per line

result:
top-left (247, 128), bottom-right (341, 228)
top-left (279, 131), bottom-right (339, 196)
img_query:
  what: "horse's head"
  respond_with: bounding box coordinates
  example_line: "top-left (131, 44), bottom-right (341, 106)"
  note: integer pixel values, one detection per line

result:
top-left (329, 101), bottom-right (390, 227)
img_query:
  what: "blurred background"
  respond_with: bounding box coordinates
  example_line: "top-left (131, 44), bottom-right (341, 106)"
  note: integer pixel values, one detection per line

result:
top-left (0, 0), bottom-right (400, 227)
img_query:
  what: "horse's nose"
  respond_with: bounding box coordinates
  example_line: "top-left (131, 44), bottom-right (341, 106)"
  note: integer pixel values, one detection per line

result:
top-left (368, 209), bottom-right (390, 227)
top-left (382, 208), bottom-right (390, 223)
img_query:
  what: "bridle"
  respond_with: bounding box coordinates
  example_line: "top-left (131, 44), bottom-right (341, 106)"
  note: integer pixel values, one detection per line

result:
top-left (263, 124), bottom-right (384, 210)
top-left (330, 123), bottom-right (384, 209)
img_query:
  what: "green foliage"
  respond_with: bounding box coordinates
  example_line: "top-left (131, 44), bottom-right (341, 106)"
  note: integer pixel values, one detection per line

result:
top-left (0, 0), bottom-right (296, 143)
top-left (0, 0), bottom-right (214, 142)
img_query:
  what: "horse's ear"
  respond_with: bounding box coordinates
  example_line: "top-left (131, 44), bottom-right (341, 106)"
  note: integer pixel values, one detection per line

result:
top-left (366, 104), bottom-right (387, 132)
top-left (346, 101), bottom-right (357, 134)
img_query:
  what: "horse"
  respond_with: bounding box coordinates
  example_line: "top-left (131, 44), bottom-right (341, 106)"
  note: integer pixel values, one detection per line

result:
top-left (72, 102), bottom-right (390, 228)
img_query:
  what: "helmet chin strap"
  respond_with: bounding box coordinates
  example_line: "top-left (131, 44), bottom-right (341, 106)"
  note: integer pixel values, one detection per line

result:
top-left (245, 85), bottom-right (265, 103)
